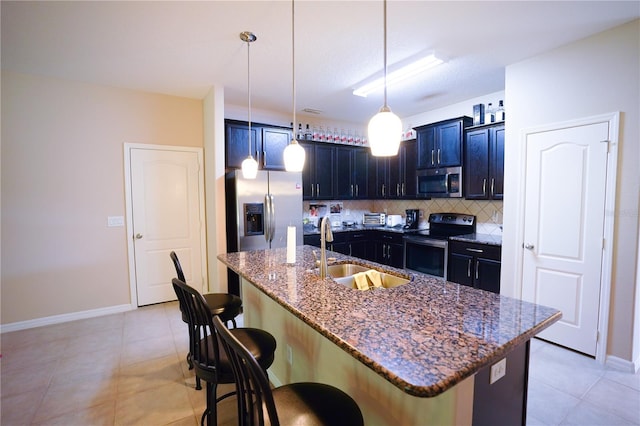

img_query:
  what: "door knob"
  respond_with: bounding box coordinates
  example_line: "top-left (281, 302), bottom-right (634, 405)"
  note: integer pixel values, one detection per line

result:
top-left (524, 243), bottom-right (534, 250)
top-left (135, 233), bottom-right (143, 240)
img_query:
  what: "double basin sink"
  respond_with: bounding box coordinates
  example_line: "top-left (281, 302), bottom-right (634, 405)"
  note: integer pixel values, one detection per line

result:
top-left (324, 262), bottom-right (411, 290)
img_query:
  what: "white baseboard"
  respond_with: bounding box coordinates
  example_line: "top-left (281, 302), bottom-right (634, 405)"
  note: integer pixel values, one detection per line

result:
top-left (267, 370), bottom-right (284, 388)
top-left (0, 304), bottom-right (134, 334)
top-left (605, 354), bottom-right (639, 373)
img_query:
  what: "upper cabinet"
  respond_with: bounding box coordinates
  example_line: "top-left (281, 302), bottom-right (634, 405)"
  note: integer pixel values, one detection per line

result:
top-left (464, 122), bottom-right (505, 200)
top-left (301, 142), bottom-right (336, 200)
top-left (368, 140), bottom-right (416, 199)
top-left (415, 116), bottom-right (473, 169)
top-left (335, 146), bottom-right (369, 199)
top-left (225, 119), bottom-right (292, 171)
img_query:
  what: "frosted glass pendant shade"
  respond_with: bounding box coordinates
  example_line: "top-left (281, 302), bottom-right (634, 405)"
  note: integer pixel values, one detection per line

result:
top-left (241, 155), bottom-right (258, 179)
top-left (368, 107), bottom-right (402, 156)
top-left (283, 141), bottom-right (306, 172)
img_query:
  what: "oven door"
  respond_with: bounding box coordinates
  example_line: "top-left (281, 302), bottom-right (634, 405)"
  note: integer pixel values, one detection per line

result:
top-left (403, 236), bottom-right (448, 279)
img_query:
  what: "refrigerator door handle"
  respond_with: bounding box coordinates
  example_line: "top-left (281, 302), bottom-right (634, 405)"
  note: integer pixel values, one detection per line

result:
top-left (267, 194), bottom-right (276, 244)
top-left (264, 194), bottom-right (271, 243)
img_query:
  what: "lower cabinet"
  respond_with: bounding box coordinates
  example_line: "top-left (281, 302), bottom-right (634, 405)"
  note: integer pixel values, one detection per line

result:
top-left (303, 231), bottom-right (373, 259)
top-left (374, 232), bottom-right (404, 268)
top-left (448, 240), bottom-right (501, 294)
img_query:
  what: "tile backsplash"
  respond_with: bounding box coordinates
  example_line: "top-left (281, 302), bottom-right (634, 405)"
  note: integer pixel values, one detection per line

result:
top-left (303, 199), bottom-right (503, 236)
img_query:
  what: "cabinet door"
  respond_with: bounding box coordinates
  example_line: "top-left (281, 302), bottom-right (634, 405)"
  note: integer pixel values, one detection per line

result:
top-left (476, 257), bottom-right (501, 294)
top-left (314, 144), bottom-right (335, 199)
top-left (301, 143), bottom-right (315, 199)
top-left (371, 158), bottom-right (389, 198)
top-left (335, 147), bottom-right (354, 199)
top-left (417, 126), bottom-right (436, 169)
top-left (303, 234), bottom-right (321, 248)
top-left (490, 125), bottom-right (505, 200)
top-left (353, 148), bottom-right (369, 199)
top-left (388, 154), bottom-right (402, 198)
top-left (226, 121), bottom-right (260, 169)
top-left (448, 251), bottom-right (473, 286)
top-left (437, 121), bottom-right (463, 167)
top-left (401, 140), bottom-right (417, 198)
top-left (465, 128), bottom-right (490, 199)
top-left (388, 243), bottom-right (404, 268)
top-left (261, 127), bottom-right (290, 170)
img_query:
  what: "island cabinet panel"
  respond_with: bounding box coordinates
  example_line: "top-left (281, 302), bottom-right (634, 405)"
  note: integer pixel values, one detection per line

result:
top-left (301, 142), bottom-right (335, 200)
top-left (225, 119), bottom-right (292, 171)
top-left (448, 240), bottom-right (502, 294)
top-left (415, 116), bottom-right (473, 169)
top-left (335, 146), bottom-right (369, 199)
top-left (464, 123), bottom-right (505, 200)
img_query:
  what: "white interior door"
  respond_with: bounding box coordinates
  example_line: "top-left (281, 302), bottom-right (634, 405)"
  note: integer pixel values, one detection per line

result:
top-left (128, 146), bottom-right (205, 306)
top-left (521, 122), bottom-right (609, 356)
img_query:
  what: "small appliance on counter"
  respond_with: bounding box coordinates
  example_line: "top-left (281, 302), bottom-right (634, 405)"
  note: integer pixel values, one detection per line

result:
top-left (363, 212), bottom-right (385, 227)
top-left (404, 209), bottom-right (420, 229)
top-left (386, 214), bottom-right (403, 228)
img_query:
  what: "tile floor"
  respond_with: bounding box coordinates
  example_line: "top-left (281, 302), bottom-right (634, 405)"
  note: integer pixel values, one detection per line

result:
top-left (1, 301), bottom-right (639, 425)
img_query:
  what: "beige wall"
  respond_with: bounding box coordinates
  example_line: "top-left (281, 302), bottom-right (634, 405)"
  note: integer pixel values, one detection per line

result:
top-left (502, 20), bottom-right (640, 363)
top-left (1, 71), bottom-right (203, 325)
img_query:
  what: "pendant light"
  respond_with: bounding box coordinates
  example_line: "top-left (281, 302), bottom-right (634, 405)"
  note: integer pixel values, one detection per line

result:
top-left (368, 0), bottom-right (402, 157)
top-left (283, 0), bottom-right (306, 172)
top-left (240, 31), bottom-right (259, 179)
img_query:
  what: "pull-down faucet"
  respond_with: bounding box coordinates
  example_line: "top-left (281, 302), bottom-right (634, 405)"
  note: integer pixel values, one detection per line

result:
top-left (319, 216), bottom-right (334, 279)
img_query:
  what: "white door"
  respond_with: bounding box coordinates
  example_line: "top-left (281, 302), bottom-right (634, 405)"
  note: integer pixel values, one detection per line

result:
top-left (128, 146), bottom-right (205, 306)
top-left (521, 122), bottom-right (609, 356)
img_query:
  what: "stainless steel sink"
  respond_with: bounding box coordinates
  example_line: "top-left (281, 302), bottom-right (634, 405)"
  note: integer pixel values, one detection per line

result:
top-left (325, 263), bottom-right (411, 289)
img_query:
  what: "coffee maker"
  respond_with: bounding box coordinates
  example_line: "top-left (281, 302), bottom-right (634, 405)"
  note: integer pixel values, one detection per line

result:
top-left (404, 209), bottom-right (420, 229)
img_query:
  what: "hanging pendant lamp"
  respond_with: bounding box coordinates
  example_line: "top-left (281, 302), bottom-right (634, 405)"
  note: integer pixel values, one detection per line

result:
top-left (240, 31), bottom-right (259, 179)
top-left (283, 0), bottom-right (306, 172)
top-left (368, 0), bottom-right (402, 157)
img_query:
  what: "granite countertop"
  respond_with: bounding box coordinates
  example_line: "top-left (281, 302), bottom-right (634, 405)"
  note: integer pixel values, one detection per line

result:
top-left (304, 224), bottom-right (422, 235)
top-left (217, 246), bottom-right (560, 398)
top-left (450, 233), bottom-right (503, 246)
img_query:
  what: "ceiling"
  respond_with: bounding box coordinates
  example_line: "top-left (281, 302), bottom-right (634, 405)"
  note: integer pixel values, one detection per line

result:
top-left (2, 1), bottom-right (639, 125)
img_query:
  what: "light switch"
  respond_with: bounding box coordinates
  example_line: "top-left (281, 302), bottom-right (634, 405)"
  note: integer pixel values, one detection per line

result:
top-left (489, 358), bottom-right (507, 384)
top-left (107, 216), bottom-right (125, 227)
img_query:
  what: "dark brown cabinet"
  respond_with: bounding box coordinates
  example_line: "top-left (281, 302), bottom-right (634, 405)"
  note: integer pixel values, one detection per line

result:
top-left (369, 140), bottom-right (417, 199)
top-left (374, 232), bottom-right (404, 268)
top-left (448, 240), bottom-right (501, 294)
top-left (335, 146), bottom-right (369, 199)
top-left (225, 119), bottom-right (292, 171)
top-left (301, 142), bottom-right (335, 200)
top-left (303, 231), bottom-right (372, 260)
top-left (464, 123), bottom-right (505, 200)
top-left (415, 117), bottom-right (473, 169)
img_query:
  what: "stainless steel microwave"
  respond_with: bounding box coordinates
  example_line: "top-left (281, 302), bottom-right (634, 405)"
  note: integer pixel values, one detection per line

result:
top-left (416, 166), bottom-right (463, 198)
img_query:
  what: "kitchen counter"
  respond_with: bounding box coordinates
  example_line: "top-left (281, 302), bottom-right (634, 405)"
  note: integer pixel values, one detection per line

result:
top-left (303, 223), bottom-right (421, 235)
top-left (218, 245), bottom-right (559, 398)
top-left (450, 232), bottom-right (503, 246)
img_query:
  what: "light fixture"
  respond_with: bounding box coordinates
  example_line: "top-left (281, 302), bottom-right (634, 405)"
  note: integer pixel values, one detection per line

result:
top-left (283, 0), bottom-right (306, 172)
top-left (368, 0), bottom-right (402, 157)
top-left (353, 53), bottom-right (445, 98)
top-left (240, 31), bottom-right (259, 179)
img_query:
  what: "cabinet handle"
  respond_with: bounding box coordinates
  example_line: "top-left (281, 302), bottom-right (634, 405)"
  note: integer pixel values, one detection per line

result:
top-left (311, 183), bottom-right (315, 197)
top-left (382, 184), bottom-right (386, 197)
top-left (466, 248), bottom-right (484, 253)
top-left (482, 179), bottom-right (487, 196)
top-left (402, 183), bottom-right (405, 196)
top-left (467, 259), bottom-right (472, 278)
top-left (437, 149), bottom-right (441, 164)
top-left (316, 183), bottom-right (320, 196)
top-left (431, 149), bottom-right (435, 166)
top-left (349, 243), bottom-right (352, 256)
top-left (396, 183), bottom-right (400, 196)
top-left (387, 244), bottom-right (391, 258)
top-left (350, 184), bottom-right (354, 197)
top-left (475, 260), bottom-right (480, 280)
top-left (491, 178), bottom-right (495, 197)
top-left (355, 184), bottom-right (359, 197)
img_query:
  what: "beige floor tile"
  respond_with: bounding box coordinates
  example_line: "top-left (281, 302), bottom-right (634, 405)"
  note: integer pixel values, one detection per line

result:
top-left (52, 346), bottom-right (121, 386)
top-left (604, 368), bottom-right (640, 392)
top-left (583, 378), bottom-right (640, 424)
top-left (63, 327), bottom-right (124, 356)
top-left (114, 381), bottom-right (194, 426)
top-left (117, 354), bottom-right (184, 396)
top-left (166, 414), bottom-right (199, 426)
top-left (1, 339), bottom-right (68, 372)
top-left (561, 399), bottom-right (636, 425)
top-left (527, 378), bottom-right (580, 425)
top-left (33, 371), bottom-right (117, 423)
top-left (0, 387), bottom-right (47, 425)
top-left (1, 359), bottom-right (56, 398)
top-left (120, 334), bottom-right (178, 366)
top-left (31, 400), bottom-right (116, 426)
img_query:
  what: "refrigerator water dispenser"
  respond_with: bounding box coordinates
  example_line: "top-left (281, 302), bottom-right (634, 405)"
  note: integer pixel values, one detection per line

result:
top-left (244, 203), bottom-right (264, 236)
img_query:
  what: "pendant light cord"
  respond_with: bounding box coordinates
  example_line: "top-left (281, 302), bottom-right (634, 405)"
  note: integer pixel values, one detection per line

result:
top-left (383, 0), bottom-right (388, 109)
top-left (291, 0), bottom-right (296, 139)
top-left (247, 39), bottom-right (252, 157)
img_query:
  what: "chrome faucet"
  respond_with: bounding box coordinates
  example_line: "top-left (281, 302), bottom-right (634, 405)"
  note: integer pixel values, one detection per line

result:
top-left (319, 215), bottom-right (334, 279)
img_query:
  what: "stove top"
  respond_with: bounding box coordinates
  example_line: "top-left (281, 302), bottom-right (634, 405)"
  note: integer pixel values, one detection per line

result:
top-left (425, 212), bottom-right (476, 238)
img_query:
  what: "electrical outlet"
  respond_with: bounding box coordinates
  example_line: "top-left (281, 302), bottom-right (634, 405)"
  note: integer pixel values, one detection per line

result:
top-left (490, 358), bottom-right (506, 384)
top-left (286, 345), bottom-right (293, 365)
top-left (107, 216), bottom-right (124, 227)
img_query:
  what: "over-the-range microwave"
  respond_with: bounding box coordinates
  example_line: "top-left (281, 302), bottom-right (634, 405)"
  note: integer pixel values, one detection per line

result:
top-left (416, 166), bottom-right (463, 198)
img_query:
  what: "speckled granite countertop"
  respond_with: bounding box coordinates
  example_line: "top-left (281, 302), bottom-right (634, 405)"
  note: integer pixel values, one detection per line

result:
top-left (450, 233), bottom-right (503, 246)
top-left (304, 224), bottom-right (421, 235)
top-left (218, 246), bottom-right (560, 398)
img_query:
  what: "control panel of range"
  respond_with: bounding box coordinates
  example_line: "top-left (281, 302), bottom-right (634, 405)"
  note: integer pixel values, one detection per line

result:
top-left (428, 213), bottom-right (476, 226)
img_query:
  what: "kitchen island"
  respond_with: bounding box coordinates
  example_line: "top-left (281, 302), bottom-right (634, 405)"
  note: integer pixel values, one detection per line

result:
top-left (218, 246), bottom-right (561, 425)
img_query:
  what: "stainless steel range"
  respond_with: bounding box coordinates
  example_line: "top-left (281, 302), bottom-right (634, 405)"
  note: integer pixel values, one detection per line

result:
top-left (403, 213), bottom-right (476, 279)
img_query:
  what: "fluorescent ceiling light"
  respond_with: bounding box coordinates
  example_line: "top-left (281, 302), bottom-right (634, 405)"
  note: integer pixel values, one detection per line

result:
top-left (353, 53), bottom-right (445, 98)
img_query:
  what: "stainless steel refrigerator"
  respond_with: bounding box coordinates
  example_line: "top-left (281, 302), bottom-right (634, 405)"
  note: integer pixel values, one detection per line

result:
top-left (225, 170), bottom-right (303, 293)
